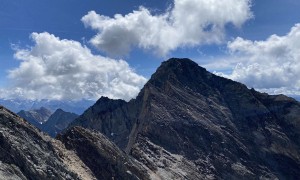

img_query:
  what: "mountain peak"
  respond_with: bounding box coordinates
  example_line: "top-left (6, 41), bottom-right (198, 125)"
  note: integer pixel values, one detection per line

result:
top-left (152, 58), bottom-right (207, 78)
top-left (145, 58), bottom-right (216, 95)
top-left (17, 106), bottom-right (52, 127)
top-left (93, 96), bottom-right (126, 113)
top-left (54, 108), bottom-right (65, 113)
top-left (162, 57), bottom-right (200, 66)
top-left (68, 58), bottom-right (300, 179)
top-left (39, 106), bottom-right (50, 111)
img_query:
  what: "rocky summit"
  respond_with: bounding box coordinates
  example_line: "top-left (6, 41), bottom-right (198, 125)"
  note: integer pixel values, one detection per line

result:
top-left (1, 58), bottom-right (300, 179)
top-left (42, 109), bottom-right (79, 137)
top-left (17, 107), bottom-right (78, 137)
top-left (17, 107), bottom-right (52, 129)
top-left (70, 58), bottom-right (300, 179)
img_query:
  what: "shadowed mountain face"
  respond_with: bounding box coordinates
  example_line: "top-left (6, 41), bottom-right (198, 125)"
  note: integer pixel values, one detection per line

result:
top-left (70, 58), bottom-right (300, 179)
top-left (18, 108), bottom-right (78, 137)
top-left (42, 109), bottom-right (79, 137)
top-left (17, 107), bottom-right (52, 129)
top-left (1, 106), bottom-right (156, 179)
top-left (2, 58), bottom-right (299, 179)
top-left (0, 106), bottom-right (97, 180)
top-left (58, 126), bottom-right (152, 180)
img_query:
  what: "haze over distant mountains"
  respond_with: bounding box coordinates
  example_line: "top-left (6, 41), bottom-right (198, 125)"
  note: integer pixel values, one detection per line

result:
top-left (292, 96), bottom-right (300, 102)
top-left (0, 99), bottom-right (94, 114)
top-left (42, 109), bottom-right (79, 137)
top-left (17, 107), bottom-right (52, 129)
top-left (17, 107), bottom-right (79, 137)
top-left (1, 58), bottom-right (300, 179)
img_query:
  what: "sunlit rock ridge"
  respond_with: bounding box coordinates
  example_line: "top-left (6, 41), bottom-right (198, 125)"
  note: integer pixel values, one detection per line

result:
top-left (0, 58), bottom-right (299, 179)
top-left (70, 58), bottom-right (300, 179)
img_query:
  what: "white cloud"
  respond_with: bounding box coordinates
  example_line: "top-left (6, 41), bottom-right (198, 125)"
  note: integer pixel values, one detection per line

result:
top-left (82, 0), bottom-right (252, 56)
top-left (1, 32), bottom-right (147, 101)
top-left (220, 24), bottom-right (300, 95)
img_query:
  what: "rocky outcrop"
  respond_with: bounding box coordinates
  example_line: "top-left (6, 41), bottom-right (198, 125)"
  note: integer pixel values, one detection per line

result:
top-left (70, 97), bottom-right (135, 149)
top-left (58, 126), bottom-right (152, 180)
top-left (3, 58), bottom-right (299, 179)
top-left (18, 108), bottom-right (78, 137)
top-left (17, 107), bottom-right (52, 129)
top-left (0, 106), bottom-right (96, 180)
top-left (42, 109), bottom-right (78, 137)
top-left (58, 126), bottom-right (205, 179)
top-left (70, 58), bottom-right (300, 179)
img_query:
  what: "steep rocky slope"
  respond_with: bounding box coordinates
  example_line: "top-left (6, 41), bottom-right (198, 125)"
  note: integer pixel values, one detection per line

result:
top-left (42, 109), bottom-right (78, 137)
top-left (17, 107), bottom-right (52, 129)
top-left (1, 105), bottom-right (158, 179)
top-left (70, 58), bottom-right (300, 179)
top-left (0, 106), bottom-right (97, 179)
top-left (58, 126), bottom-right (152, 180)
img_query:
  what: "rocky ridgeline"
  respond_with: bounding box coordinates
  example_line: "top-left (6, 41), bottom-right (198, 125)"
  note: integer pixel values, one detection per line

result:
top-left (18, 108), bottom-right (78, 137)
top-left (0, 106), bottom-right (88, 179)
top-left (42, 109), bottom-right (78, 137)
top-left (1, 58), bottom-right (300, 179)
top-left (57, 126), bottom-right (151, 180)
top-left (17, 107), bottom-right (52, 129)
top-left (0, 99), bottom-right (94, 115)
top-left (0, 106), bottom-right (154, 179)
top-left (70, 58), bottom-right (300, 179)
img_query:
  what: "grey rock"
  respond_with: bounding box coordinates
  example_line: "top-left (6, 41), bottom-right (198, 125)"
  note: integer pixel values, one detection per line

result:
top-left (70, 97), bottom-right (133, 149)
top-left (17, 107), bottom-right (52, 129)
top-left (18, 108), bottom-right (78, 138)
top-left (42, 109), bottom-right (78, 137)
top-left (0, 161), bottom-right (27, 180)
top-left (70, 58), bottom-right (300, 179)
top-left (0, 106), bottom-right (96, 180)
top-left (58, 126), bottom-right (152, 180)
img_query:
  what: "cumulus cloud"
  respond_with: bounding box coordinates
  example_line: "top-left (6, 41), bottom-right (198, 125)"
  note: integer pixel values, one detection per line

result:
top-left (1, 32), bottom-right (147, 101)
top-left (221, 23), bottom-right (300, 95)
top-left (82, 0), bottom-right (252, 56)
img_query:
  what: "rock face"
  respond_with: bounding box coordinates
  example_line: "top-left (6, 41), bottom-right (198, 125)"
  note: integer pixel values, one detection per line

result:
top-left (2, 58), bottom-right (300, 179)
top-left (18, 108), bottom-right (78, 137)
top-left (58, 126), bottom-right (152, 180)
top-left (1, 105), bottom-right (160, 179)
top-left (42, 109), bottom-right (78, 137)
top-left (70, 58), bottom-right (300, 179)
top-left (0, 106), bottom-right (96, 180)
top-left (17, 107), bottom-right (52, 129)
top-left (70, 97), bottom-right (131, 149)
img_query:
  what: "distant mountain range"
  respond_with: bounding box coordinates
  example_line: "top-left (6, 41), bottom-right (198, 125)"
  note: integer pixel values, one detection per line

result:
top-left (1, 58), bottom-right (300, 179)
top-left (17, 107), bottom-right (52, 129)
top-left (291, 95), bottom-right (300, 102)
top-left (42, 108), bottom-right (78, 137)
top-left (0, 106), bottom-right (97, 179)
top-left (0, 98), bottom-right (94, 114)
top-left (17, 107), bottom-right (78, 137)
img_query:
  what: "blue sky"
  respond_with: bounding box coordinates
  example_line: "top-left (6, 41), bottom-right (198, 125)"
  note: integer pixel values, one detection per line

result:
top-left (0, 0), bottom-right (300, 100)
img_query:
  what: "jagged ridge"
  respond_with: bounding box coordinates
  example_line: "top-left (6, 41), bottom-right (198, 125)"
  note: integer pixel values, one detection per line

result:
top-left (42, 109), bottom-right (78, 137)
top-left (69, 58), bottom-right (300, 179)
top-left (0, 106), bottom-right (87, 179)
